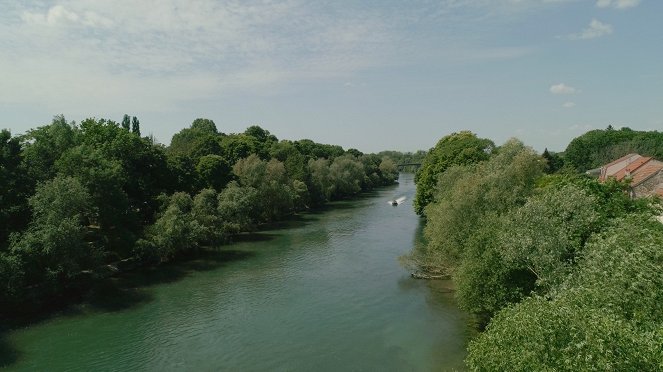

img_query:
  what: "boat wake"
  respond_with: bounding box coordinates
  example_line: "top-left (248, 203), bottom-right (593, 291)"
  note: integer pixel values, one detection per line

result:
top-left (388, 196), bottom-right (407, 206)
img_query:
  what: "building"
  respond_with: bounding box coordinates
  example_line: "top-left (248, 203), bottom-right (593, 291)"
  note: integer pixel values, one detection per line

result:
top-left (594, 153), bottom-right (663, 198)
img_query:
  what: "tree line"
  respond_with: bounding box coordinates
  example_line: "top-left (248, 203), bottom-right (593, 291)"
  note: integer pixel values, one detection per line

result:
top-left (0, 116), bottom-right (399, 315)
top-left (409, 130), bottom-right (663, 370)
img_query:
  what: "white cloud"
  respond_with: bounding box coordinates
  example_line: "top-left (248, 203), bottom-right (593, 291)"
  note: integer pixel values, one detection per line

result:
top-left (21, 5), bottom-right (112, 28)
top-left (596, 0), bottom-right (640, 9)
top-left (550, 83), bottom-right (577, 95)
top-left (1, 0), bottom-right (394, 110)
top-left (569, 19), bottom-right (613, 40)
top-left (563, 102), bottom-right (576, 108)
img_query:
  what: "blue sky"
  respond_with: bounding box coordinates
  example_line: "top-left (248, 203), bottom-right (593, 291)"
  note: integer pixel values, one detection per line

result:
top-left (1, 0), bottom-right (661, 152)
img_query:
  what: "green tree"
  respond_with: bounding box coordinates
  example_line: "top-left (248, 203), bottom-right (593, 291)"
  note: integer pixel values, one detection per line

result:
top-left (270, 140), bottom-right (307, 182)
top-left (78, 117), bottom-right (170, 225)
top-left (217, 181), bottom-right (259, 234)
top-left (219, 135), bottom-right (260, 165)
top-left (191, 118), bottom-right (218, 133)
top-left (414, 131), bottom-right (494, 215)
top-left (168, 119), bottom-right (222, 159)
top-left (0, 130), bottom-right (30, 250)
top-left (378, 157), bottom-right (399, 184)
top-left (499, 185), bottom-right (600, 290)
top-left (20, 115), bottom-right (81, 183)
top-left (294, 139), bottom-right (344, 160)
top-left (467, 214), bottom-right (663, 371)
top-left (55, 145), bottom-right (134, 255)
top-left (191, 188), bottom-right (223, 245)
top-left (542, 148), bottom-right (564, 173)
top-left (307, 158), bottom-right (333, 204)
top-left (121, 114), bottom-right (131, 131)
top-left (10, 176), bottom-right (100, 289)
top-left (423, 139), bottom-right (543, 267)
top-left (563, 126), bottom-right (663, 172)
top-left (0, 252), bottom-right (24, 308)
top-left (196, 155), bottom-right (232, 191)
top-left (329, 155), bottom-right (364, 197)
top-left (232, 155), bottom-right (294, 221)
top-left (140, 192), bottom-right (203, 261)
top-left (131, 116), bottom-right (140, 136)
top-left (243, 125), bottom-right (277, 160)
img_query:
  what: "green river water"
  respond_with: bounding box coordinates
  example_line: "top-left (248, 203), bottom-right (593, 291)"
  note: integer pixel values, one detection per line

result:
top-left (2, 173), bottom-right (473, 371)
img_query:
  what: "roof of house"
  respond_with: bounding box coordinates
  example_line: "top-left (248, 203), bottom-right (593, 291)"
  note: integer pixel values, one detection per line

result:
top-left (611, 156), bottom-right (651, 181)
top-left (599, 153), bottom-right (641, 181)
top-left (630, 160), bottom-right (663, 187)
top-left (599, 153), bottom-right (663, 187)
top-left (603, 153), bottom-right (639, 170)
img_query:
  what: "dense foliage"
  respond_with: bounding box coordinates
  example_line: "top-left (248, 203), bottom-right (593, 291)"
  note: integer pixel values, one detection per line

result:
top-left (413, 131), bottom-right (493, 215)
top-left (408, 132), bottom-right (663, 369)
top-left (376, 150), bottom-right (426, 173)
top-left (564, 126), bottom-right (663, 172)
top-left (0, 116), bottom-right (398, 314)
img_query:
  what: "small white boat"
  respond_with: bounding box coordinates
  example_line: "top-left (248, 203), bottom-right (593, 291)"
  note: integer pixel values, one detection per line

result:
top-left (388, 196), bottom-right (406, 206)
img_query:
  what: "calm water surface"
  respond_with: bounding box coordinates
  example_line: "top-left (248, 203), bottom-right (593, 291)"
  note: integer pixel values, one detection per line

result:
top-left (3, 173), bottom-right (472, 371)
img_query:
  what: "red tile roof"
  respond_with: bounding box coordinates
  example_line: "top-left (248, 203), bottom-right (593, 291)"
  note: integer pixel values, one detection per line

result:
top-left (603, 153), bottom-right (639, 169)
top-left (631, 160), bottom-right (663, 187)
top-left (599, 154), bottom-right (663, 191)
top-left (611, 156), bottom-right (651, 181)
top-left (599, 153), bottom-right (641, 181)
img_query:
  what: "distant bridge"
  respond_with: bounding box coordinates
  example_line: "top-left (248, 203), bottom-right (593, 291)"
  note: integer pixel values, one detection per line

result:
top-left (397, 163), bottom-right (421, 171)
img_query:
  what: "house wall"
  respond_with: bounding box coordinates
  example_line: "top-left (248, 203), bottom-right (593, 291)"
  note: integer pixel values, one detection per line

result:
top-left (633, 170), bottom-right (663, 198)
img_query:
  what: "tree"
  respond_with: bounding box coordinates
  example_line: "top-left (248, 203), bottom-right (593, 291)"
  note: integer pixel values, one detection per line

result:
top-left (219, 135), bottom-right (260, 165)
top-left (0, 130), bottom-right (30, 250)
top-left (169, 119), bottom-right (222, 159)
top-left (414, 131), bottom-right (494, 215)
top-left (140, 192), bottom-right (203, 261)
top-left (232, 155), bottom-right (294, 221)
top-left (294, 139), bottom-right (344, 160)
top-left (0, 252), bottom-right (24, 308)
top-left (78, 117), bottom-right (170, 225)
top-left (217, 181), bottom-right (259, 234)
top-left (378, 157), bottom-right (399, 184)
top-left (191, 189), bottom-right (223, 245)
top-left (270, 140), bottom-right (307, 182)
top-left (121, 114), bottom-right (131, 131)
top-left (499, 185), bottom-right (600, 290)
top-left (191, 118), bottom-right (218, 134)
top-left (422, 139), bottom-right (544, 268)
top-left (131, 116), bottom-right (140, 136)
top-left (541, 148), bottom-right (564, 174)
top-left (329, 155), bottom-right (364, 197)
top-left (20, 115), bottom-right (81, 183)
top-left (307, 158), bottom-right (333, 204)
top-left (196, 155), bottom-right (232, 191)
top-left (55, 145), bottom-right (134, 255)
top-left (10, 176), bottom-right (100, 289)
top-left (563, 127), bottom-right (663, 172)
top-left (467, 214), bottom-right (663, 371)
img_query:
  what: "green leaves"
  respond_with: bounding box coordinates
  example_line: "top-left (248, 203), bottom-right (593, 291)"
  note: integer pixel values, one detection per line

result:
top-left (414, 131), bottom-right (494, 215)
top-left (10, 176), bottom-right (100, 287)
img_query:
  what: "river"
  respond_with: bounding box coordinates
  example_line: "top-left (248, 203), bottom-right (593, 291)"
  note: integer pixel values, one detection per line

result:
top-left (2, 173), bottom-right (472, 371)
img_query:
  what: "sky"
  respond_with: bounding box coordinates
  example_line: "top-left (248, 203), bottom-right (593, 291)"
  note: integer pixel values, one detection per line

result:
top-left (1, 0), bottom-right (661, 153)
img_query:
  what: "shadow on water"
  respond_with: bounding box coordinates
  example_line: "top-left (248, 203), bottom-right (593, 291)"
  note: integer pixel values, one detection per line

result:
top-left (0, 248), bottom-right (255, 368)
top-left (88, 249), bottom-right (256, 312)
top-left (0, 331), bottom-right (19, 368)
top-left (259, 214), bottom-right (315, 231)
top-left (232, 232), bottom-right (281, 243)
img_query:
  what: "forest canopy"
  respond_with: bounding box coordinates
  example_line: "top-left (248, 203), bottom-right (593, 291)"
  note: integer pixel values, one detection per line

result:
top-left (0, 116), bottom-right (399, 314)
top-left (409, 129), bottom-right (663, 370)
